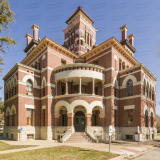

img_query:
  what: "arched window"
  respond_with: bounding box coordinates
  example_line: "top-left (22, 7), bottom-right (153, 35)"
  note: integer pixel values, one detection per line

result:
top-left (7, 111), bottom-right (10, 126)
top-left (151, 112), bottom-right (153, 127)
top-left (43, 82), bottom-right (45, 97)
top-left (26, 79), bottom-right (33, 95)
top-left (12, 110), bottom-right (15, 126)
top-left (145, 110), bottom-right (148, 127)
top-left (114, 82), bottom-right (117, 97)
top-left (126, 80), bottom-right (133, 96)
top-left (143, 80), bottom-right (146, 95)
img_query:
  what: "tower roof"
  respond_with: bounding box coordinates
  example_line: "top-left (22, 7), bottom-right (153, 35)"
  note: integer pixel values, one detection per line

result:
top-left (66, 6), bottom-right (94, 24)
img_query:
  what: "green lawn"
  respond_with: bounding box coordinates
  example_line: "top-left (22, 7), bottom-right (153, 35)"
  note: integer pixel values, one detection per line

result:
top-left (157, 133), bottom-right (160, 137)
top-left (0, 141), bottom-right (36, 151)
top-left (0, 145), bottom-right (120, 160)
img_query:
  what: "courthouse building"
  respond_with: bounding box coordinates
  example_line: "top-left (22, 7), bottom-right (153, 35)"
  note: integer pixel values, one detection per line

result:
top-left (3, 6), bottom-right (157, 141)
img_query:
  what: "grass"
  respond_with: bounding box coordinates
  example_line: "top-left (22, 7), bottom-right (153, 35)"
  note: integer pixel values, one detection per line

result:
top-left (0, 145), bottom-right (120, 160)
top-left (0, 141), bottom-right (37, 151)
top-left (157, 133), bottom-right (160, 137)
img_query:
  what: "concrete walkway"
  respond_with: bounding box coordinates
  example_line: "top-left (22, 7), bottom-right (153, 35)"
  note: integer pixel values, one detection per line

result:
top-left (0, 138), bottom-right (150, 159)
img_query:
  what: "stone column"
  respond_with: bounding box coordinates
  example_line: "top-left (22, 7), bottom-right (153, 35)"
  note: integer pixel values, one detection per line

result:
top-left (79, 77), bottom-right (82, 94)
top-left (85, 113), bottom-right (92, 126)
top-left (55, 81), bottom-right (57, 96)
top-left (65, 78), bottom-right (68, 95)
top-left (67, 113), bottom-right (74, 126)
top-left (92, 78), bottom-right (95, 95)
top-left (99, 114), bottom-right (106, 126)
top-left (54, 114), bottom-right (60, 126)
top-left (101, 81), bottom-right (104, 96)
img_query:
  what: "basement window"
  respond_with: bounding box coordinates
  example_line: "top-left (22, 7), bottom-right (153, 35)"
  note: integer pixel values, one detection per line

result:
top-left (27, 134), bottom-right (34, 140)
top-left (126, 135), bottom-right (133, 140)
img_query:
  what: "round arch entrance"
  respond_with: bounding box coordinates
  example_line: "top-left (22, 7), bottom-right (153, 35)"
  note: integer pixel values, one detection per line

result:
top-left (74, 111), bottom-right (85, 131)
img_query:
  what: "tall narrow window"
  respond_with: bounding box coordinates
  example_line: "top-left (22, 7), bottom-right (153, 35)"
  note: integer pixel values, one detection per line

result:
top-left (26, 80), bottom-right (33, 95)
top-left (151, 112), bottom-right (153, 127)
top-left (26, 109), bottom-right (33, 126)
top-left (12, 110), bottom-right (15, 126)
top-left (92, 110), bottom-right (98, 126)
top-left (114, 110), bottom-right (116, 127)
top-left (126, 109), bottom-right (133, 127)
top-left (126, 80), bottom-right (133, 96)
top-left (43, 82), bottom-right (45, 97)
top-left (61, 82), bottom-right (66, 95)
top-left (143, 80), bottom-right (146, 95)
top-left (7, 112), bottom-right (9, 126)
top-left (114, 82), bottom-right (117, 97)
top-left (43, 109), bottom-right (45, 126)
top-left (95, 83), bottom-right (98, 95)
top-left (145, 110), bottom-right (148, 127)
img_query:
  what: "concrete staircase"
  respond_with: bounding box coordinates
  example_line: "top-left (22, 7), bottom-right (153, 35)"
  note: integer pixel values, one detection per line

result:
top-left (64, 132), bottom-right (93, 143)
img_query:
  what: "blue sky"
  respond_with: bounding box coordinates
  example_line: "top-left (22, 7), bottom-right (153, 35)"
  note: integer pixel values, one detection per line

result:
top-left (0, 0), bottom-right (160, 115)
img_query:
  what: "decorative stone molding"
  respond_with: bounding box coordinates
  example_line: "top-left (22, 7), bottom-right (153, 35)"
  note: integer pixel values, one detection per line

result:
top-left (25, 104), bottom-right (36, 109)
top-left (99, 114), bottom-right (106, 118)
top-left (67, 113), bottom-right (74, 117)
top-left (124, 105), bottom-right (135, 110)
top-left (54, 114), bottom-right (60, 118)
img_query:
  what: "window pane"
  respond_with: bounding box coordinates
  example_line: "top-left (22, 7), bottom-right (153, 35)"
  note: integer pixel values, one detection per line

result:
top-left (126, 109), bottom-right (133, 127)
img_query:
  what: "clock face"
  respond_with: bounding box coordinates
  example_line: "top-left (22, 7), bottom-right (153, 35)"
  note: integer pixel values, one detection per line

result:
top-left (68, 24), bottom-right (74, 34)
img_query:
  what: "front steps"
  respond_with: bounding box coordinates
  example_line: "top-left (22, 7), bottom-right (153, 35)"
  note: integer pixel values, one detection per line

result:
top-left (64, 132), bottom-right (93, 143)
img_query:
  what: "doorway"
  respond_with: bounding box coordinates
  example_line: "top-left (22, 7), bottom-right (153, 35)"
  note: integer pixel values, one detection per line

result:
top-left (74, 111), bottom-right (85, 131)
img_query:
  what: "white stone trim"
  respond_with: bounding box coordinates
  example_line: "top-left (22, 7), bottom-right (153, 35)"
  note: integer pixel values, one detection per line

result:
top-left (114, 55), bottom-right (117, 60)
top-left (120, 81), bottom-right (142, 89)
top-left (124, 105), bottom-right (135, 110)
top-left (41, 66), bottom-right (53, 73)
top-left (114, 106), bottom-right (117, 110)
top-left (55, 70), bottom-right (105, 81)
top-left (42, 105), bottom-right (46, 109)
top-left (55, 94), bottom-right (103, 99)
top-left (54, 100), bottom-right (105, 114)
top-left (19, 69), bottom-right (40, 78)
top-left (105, 67), bottom-right (115, 72)
top-left (120, 69), bottom-right (141, 78)
top-left (143, 105), bottom-right (150, 116)
top-left (25, 104), bottom-right (36, 109)
top-left (10, 105), bottom-right (16, 115)
top-left (42, 54), bottom-right (46, 60)
top-left (122, 75), bottom-right (137, 86)
top-left (22, 75), bottom-right (37, 86)
top-left (6, 107), bottom-right (11, 116)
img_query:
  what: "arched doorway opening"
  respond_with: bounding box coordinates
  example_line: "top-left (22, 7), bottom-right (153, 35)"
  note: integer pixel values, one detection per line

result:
top-left (74, 111), bottom-right (85, 131)
top-left (59, 106), bottom-right (67, 126)
top-left (92, 106), bottom-right (100, 126)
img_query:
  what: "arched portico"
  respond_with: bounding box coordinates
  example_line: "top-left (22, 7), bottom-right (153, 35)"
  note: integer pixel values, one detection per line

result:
top-left (54, 100), bottom-right (105, 129)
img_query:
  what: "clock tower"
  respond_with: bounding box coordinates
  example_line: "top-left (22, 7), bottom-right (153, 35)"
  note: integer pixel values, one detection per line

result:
top-left (62, 6), bottom-right (98, 57)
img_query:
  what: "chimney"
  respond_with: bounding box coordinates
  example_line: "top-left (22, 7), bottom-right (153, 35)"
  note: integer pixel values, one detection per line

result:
top-left (25, 33), bottom-right (33, 46)
top-left (31, 24), bottom-right (40, 41)
top-left (128, 34), bottom-right (135, 47)
top-left (120, 24), bottom-right (128, 42)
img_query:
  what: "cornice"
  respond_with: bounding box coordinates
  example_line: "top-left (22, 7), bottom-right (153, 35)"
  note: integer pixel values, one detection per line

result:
top-left (81, 37), bottom-right (139, 65)
top-left (53, 63), bottom-right (105, 71)
top-left (3, 63), bottom-right (40, 81)
top-left (21, 36), bottom-right (78, 65)
top-left (119, 63), bottom-right (157, 81)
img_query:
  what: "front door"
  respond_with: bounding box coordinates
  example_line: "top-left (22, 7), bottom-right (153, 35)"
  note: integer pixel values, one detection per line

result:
top-left (74, 111), bottom-right (85, 131)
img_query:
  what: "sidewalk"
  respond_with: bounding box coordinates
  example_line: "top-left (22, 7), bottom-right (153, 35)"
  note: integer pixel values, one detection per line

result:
top-left (0, 137), bottom-right (151, 159)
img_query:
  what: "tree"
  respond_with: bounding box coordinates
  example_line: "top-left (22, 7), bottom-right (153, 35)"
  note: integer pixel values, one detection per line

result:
top-left (0, 97), bottom-right (3, 113)
top-left (156, 115), bottom-right (160, 133)
top-left (0, 0), bottom-right (17, 88)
